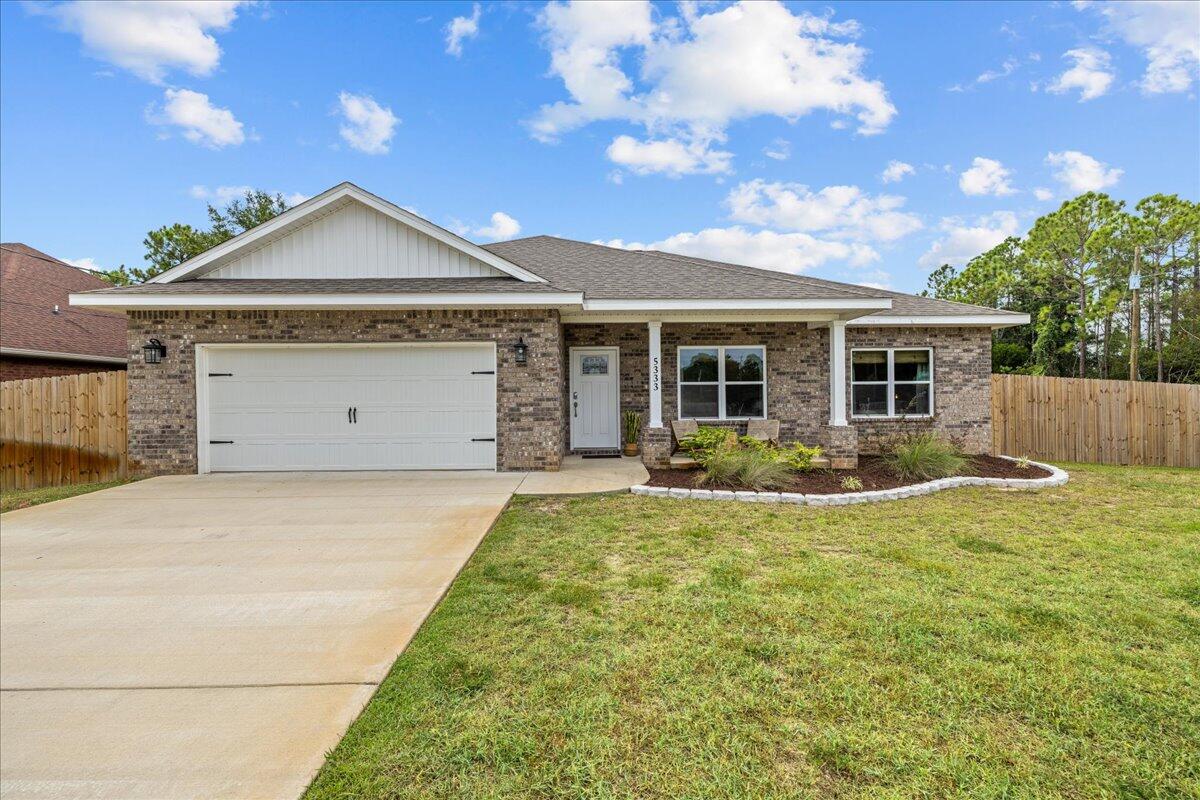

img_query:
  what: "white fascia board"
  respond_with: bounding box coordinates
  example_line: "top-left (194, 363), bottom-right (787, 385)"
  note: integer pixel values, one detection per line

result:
top-left (0, 346), bottom-right (127, 365)
top-left (561, 311), bottom-right (843, 324)
top-left (580, 298), bottom-right (892, 312)
top-left (70, 291), bottom-right (584, 310)
top-left (848, 314), bottom-right (1030, 328)
top-left (147, 182), bottom-right (546, 284)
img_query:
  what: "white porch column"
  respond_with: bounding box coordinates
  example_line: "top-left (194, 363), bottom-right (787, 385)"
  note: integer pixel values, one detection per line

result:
top-left (648, 321), bottom-right (663, 427)
top-left (828, 320), bottom-right (848, 426)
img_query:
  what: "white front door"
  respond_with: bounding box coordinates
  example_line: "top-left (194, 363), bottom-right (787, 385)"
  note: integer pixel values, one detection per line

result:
top-left (570, 347), bottom-right (620, 449)
top-left (201, 344), bottom-right (497, 471)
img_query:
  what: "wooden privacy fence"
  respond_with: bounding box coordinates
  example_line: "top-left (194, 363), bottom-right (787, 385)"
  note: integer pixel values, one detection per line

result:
top-left (1, 371), bottom-right (128, 491)
top-left (991, 374), bottom-right (1200, 468)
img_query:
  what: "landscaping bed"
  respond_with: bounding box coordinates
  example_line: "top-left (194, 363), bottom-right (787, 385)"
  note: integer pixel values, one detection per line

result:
top-left (647, 454), bottom-right (1051, 494)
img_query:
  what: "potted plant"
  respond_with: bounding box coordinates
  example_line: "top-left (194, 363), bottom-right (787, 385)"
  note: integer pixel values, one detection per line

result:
top-left (622, 410), bottom-right (642, 457)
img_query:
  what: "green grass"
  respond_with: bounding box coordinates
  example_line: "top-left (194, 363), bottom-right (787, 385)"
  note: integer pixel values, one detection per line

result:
top-left (306, 464), bottom-right (1200, 799)
top-left (0, 479), bottom-right (134, 513)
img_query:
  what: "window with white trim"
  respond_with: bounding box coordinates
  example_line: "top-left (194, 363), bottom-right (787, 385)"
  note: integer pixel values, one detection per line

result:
top-left (678, 346), bottom-right (766, 419)
top-left (851, 348), bottom-right (933, 417)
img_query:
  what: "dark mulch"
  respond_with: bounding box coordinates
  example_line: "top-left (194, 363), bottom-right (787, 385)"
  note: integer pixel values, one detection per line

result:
top-left (645, 455), bottom-right (1051, 495)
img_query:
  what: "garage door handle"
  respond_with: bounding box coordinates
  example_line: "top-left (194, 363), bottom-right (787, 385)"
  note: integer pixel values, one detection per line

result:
top-left (353, 407), bottom-right (357, 424)
top-left (471, 437), bottom-right (495, 442)
top-left (471, 370), bottom-right (495, 375)
top-left (208, 372), bottom-right (233, 377)
top-left (209, 440), bottom-right (234, 444)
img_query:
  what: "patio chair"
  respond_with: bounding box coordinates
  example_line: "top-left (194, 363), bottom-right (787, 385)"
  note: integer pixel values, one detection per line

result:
top-left (745, 419), bottom-right (780, 446)
top-left (670, 419), bottom-right (698, 455)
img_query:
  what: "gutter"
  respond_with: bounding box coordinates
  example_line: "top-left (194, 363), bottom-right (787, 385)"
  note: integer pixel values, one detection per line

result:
top-left (0, 346), bottom-right (128, 365)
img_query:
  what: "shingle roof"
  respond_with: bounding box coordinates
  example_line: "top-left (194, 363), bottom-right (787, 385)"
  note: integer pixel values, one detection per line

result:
top-left (483, 236), bottom-right (1024, 319)
top-left (483, 236), bottom-right (887, 301)
top-left (1, 244), bottom-right (127, 359)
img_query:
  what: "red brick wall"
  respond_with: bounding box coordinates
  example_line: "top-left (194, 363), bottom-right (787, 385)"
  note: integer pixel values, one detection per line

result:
top-left (0, 357), bottom-right (126, 382)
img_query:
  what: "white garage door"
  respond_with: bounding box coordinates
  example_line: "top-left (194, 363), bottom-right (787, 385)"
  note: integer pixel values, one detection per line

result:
top-left (201, 344), bottom-right (497, 471)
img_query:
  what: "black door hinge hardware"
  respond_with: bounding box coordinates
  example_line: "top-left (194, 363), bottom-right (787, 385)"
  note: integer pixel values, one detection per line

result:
top-left (208, 372), bottom-right (233, 377)
top-left (471, 370), bottom-right (495, 375)
top-left (209, 440), bottom-right (234, 444)
top-left (352, 407), bottom-right (358, 424)
top-left (471, 437), bottom-right (496, 442)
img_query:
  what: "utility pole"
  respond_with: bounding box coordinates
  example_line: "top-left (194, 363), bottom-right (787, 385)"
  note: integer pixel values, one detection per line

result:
top-left (1130, 246), bottom-right (1140, 383)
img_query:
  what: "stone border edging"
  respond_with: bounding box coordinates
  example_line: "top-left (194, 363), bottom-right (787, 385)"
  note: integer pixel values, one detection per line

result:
top-left (629, 456), bottom-right (1068, 506)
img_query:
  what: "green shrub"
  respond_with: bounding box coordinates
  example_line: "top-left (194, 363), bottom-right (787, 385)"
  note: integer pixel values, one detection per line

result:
top-left (737, 451), bottom-right (793, 490)
top-left (680, 426), bottom-right (736, 463)
top-left (883, 433), bottom-right (966, 481)
top-left (841, 475), bottom-right (864, 492)
top-left (697, 447), bottom-right (744, 486)
top-left (737, 435), bottom-right (771, 453)
top-left (699, 448), bottom-right (792, 491)
top-left (780, 442), bottom-right (823, 472)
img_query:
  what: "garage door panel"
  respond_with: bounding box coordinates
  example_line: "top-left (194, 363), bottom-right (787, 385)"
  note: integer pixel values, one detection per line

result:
top-left (204, 345), bottom-right (497, 471)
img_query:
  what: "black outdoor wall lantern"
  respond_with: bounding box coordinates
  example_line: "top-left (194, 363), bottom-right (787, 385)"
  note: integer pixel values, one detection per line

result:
top-left (143, 338), bottom-right (167, 365)
top-left (513, 337), bottom-right (528, 365)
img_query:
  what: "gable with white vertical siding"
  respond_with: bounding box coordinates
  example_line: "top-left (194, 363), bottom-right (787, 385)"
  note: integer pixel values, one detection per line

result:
top-left (202, 200), bottom-right (506, 280)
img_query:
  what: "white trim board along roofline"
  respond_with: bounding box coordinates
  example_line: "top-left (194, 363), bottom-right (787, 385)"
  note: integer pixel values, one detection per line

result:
top-left (70, 291), bottom-right (586, 310)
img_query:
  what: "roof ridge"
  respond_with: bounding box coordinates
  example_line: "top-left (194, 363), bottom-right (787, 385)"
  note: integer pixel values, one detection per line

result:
top-left (490, 235), bottom-right (886, 299)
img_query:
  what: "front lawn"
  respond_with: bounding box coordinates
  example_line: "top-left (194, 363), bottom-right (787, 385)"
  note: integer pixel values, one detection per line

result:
top-left (0, 479), bottom-right (134, 513)
top-left (306, 464), bottom-right (1200, 799)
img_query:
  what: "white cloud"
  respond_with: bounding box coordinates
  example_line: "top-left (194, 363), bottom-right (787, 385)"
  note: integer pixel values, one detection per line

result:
top-left (336, 92), bottom-right (399, 155)
top-left (1047, 48), bottom-right (1115, 101)
top-left (598, 227), bottom-right (879, 274)
top-left (151, 88), bottom-right (245, 148)
top-left (472, 211), bottom-right (522, 241)
top-left (189, 185), bottom-right (309, 206)
top-left (976, 57), bottom-right (1019, 84)
top-left (919, 212), bottom-right (1020, 268)
top-left (948, 56), bottom-right (1024, 91)
top-left (958, 157), bottom-right (1015, 197)
top-left (1034, 187), bottom-right (1055, 201)
top-left (880, 160), bottom-right (915, 183)
top-left (606, 134), bottom-right (732, 177)
top-left (33, 1), bottom-right (248, 84)
top-left (445, 4), bottom-right (481, 57)
top-left (62, 256), bottom-right (101, 271)
top-left (1080, 0), bottom-right (1200, 94)
top-left (1045, 150), bottom-right (1123, 192)
top-left (725, 179), bottom-right (923, 242)
top-left (531, 1), bottom-right (895, 176)
top-left (763, 138), bottom-right (790, 161)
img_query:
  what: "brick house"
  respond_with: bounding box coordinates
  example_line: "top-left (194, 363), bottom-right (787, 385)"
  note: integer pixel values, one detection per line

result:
top-left (70, 182), bottom-right (1027, 476)
top-left (1, 243), bottom-right (127, 381)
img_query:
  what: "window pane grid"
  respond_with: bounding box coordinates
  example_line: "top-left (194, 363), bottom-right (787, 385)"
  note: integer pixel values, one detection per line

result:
top-left (677, 345), bottom-right (765, 420)
top-left (851, 348), bottom-right (933, 418)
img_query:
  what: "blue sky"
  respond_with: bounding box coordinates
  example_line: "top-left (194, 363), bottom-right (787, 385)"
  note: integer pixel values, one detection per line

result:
top-left (2, 0), bottom-right (1197, 293)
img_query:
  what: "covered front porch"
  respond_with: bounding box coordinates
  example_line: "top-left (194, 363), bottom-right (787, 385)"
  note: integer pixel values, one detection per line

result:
top-left (562, 310), bottom-right (869, 470)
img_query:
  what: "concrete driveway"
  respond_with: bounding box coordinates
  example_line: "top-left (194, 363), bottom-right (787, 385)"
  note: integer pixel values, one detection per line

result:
top-left (0, 471), bottom-right (522, 800)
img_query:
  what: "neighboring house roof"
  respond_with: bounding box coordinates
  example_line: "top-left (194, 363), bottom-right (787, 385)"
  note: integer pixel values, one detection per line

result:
top-left (1, 244), bottom-right (127, 363)
top-left (69, 182), bottom-right (1027, 327)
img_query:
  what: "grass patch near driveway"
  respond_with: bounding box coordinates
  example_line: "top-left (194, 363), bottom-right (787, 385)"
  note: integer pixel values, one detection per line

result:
top-left (306, 464), bottom-right (1200, 799)
top-left (0, 479), bottom-right (134, 513)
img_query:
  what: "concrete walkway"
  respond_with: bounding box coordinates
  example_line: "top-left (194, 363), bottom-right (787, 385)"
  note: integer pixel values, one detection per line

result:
top-left (0, 472), bottom-right (522, 800)
top-left (514, 454), bottom-right (648, 495)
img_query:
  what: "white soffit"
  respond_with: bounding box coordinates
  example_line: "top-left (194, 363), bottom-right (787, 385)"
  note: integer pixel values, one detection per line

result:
top-left (148, 183), bottom-right (546, 284)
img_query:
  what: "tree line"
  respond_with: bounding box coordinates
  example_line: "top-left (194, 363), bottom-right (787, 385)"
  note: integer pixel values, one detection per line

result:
top-left (924, 193), bottom-right (1199, 384)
